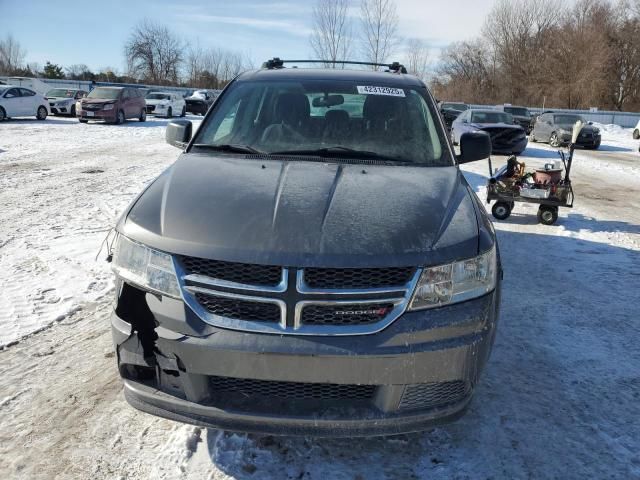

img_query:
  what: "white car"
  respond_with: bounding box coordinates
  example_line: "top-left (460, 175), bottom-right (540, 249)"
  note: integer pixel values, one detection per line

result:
top-left (145, 91), bottom-right (186, 118)
top-left (46, 88), bottom-right (88, 116)
top-left (0, 85), bottom-right (50, 121)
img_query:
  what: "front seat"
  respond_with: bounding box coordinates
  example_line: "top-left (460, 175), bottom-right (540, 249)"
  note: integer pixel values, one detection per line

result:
top-left (260, 92), bottom-right (310, 145)
top-left (362, 95), bottom-right (405, 139)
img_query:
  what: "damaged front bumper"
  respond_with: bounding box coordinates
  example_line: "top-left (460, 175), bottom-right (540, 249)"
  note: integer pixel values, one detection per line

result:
top-left (112, 282), bottom-right (500, 437)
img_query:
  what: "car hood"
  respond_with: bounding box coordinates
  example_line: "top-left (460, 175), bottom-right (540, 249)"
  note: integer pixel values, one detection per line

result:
top-left (119, 154), bottom-right (481, 267)
top-left (47, 96), bottom-right (74, 101)
top-left (146, 99), bottom-right (170, 105)
top-left (471, 122), bottom-right (524, 131)
top-left (82, 98), bottom-right (116, 104)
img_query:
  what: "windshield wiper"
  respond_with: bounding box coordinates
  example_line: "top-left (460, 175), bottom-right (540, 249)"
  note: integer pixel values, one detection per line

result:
top-left (191, 144), bottom-right (265, 154)
top-left (269, 146), bottom-right (406, 162)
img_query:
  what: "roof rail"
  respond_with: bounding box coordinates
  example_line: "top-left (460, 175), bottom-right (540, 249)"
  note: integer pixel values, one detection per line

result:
top-left (261, 58), bottom-right (408, 74)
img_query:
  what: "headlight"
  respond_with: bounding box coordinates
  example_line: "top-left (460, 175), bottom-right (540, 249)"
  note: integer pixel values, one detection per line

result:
top-left (409, 246), bottom-right (497, 310)
top-left (112, 235), bottom-right (181, 298)
top-left (103, 104), bottom-right (114, 111)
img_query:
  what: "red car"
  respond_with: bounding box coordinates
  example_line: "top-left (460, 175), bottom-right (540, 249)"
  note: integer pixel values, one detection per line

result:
top-left (77, 86), bottom-right (146, 124)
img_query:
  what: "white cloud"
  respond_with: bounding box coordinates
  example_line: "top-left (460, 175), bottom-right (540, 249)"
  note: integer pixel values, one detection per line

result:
top-left (176, 13), bottom-right (313, 36)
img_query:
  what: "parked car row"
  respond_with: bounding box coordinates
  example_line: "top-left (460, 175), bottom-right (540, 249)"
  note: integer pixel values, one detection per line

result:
top-left (440, 101), bottom-right (601, 153)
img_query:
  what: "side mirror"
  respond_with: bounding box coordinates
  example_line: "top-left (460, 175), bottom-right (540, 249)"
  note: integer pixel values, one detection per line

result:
top-left (166, 120), bottom-right (192, 149)
top-left (457, 131), bottom-right (492, 164)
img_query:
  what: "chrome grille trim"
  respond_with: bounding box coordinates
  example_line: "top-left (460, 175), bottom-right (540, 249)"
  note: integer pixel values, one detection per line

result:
top-left (184, 268), bottom-right (288, 293)
top-left (183, 285), bottom-right (288, 332)
top-left (174, 257), bottom-right (422, 336)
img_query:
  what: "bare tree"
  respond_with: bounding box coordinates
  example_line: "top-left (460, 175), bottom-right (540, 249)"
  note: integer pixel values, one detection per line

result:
top-left (310, 0), bottom-right (352, 67)
top-left (124, 20), bottom-right (185, 85)
top-left (65, 64), bottom-right (93, 80)
top-left (0, 34), bottom-right (27, 74)
top-left (404, 38), bottom-right (429, 81)
top-left (359, 0), bottom-right (399, 66)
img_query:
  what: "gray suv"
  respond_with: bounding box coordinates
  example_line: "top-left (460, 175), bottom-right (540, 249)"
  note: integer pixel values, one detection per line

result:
top-left (110, 59), bottom-right (501, 436)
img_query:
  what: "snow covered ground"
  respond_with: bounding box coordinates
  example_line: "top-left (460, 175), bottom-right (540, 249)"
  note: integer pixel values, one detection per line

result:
top-left (0, 117), bottom-right (639, 479)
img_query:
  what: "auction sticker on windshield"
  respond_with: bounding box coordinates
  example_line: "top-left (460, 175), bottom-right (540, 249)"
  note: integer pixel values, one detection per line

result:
top-left (357, 86), bottom-right (405, 97)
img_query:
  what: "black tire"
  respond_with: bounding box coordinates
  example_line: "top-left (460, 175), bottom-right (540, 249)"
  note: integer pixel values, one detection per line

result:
top-left (115, 110), bottom-right (125, 125)
top-left (633, 129), bottom-right (639, 140)
top-left (70, 105), bottom-right (76, 117)
top-left (492, 202), bottom-right (512, 220)
top-left (78, 118), bottom-right (88, 123)
top-left (167, 107), bottom-right (172, 118)
top-left (537, 205), bottom-right (558, 225)
top-left (549, 132), bottom-right (560, 148)
top-left (0, 107), bottom-right (5, 121)
top-left (36, 106), bottom-right (48, 120)
top-left (180, 106), bottom-right (186, 117)
top-left (139, 109), bottom-right (146, 122)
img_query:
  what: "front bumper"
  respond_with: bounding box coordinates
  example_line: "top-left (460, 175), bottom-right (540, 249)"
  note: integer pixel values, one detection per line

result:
top-left (49, 102), bottom-right (73, 114)
top-left (79, 109), bottom-right (117, 121)
top-left (112, 286), bottom-right (500, 437)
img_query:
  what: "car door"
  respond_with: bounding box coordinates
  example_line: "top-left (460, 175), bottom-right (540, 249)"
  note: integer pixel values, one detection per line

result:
top-left (540, 113), bottom-right (553, 142)
top-left (121, 89), bottom-right (132, 118)
top-left (19, 88), bottom-right (38, 115)
top-left (2, 88), bottom-right (23, 116)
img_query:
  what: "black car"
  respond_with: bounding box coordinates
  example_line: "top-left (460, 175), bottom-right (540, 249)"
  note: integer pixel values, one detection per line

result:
top-left (185, 89), bottom-right (215, 115)
top-left (531, 112), bottom-right (601, 149)
top-left (451, 109), bottom-right (528, 155)
top-left (109, 59), bottom-right (501, 437)
top-left (497, 105), bottom-right (533, 134)
top-left (439, 101), bottom-right (469, 130)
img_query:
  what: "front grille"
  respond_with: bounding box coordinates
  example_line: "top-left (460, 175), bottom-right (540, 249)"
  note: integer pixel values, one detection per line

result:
top-left (399, 381), bottom-right (469, 411)
top-left (146, 105), bottom-right (155, 113)
top-left (303, 267), bottom-right (414, 289)
top-left (84, 104), bottom-right (103, 111)
top-left (301, 303), bottom-right (395, 326)
top-left (210, 375), bottom-right (376, 400)
top-left (194, 292), bottom-right (280, 322)
top-left (180, 256), bottom-right (282, 287)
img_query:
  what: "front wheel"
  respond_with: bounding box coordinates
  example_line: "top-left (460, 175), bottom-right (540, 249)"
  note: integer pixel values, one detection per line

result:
top-left (492, 202), bottom-right (512, 220)
top-left (167, 107), bottom-right (172, 118)
top-left (139, 109), bottom-right (146, 122)
top-left (633, 129), bottom-right (639, 140)
top-left (115, 110), bottom-right (125, 124)
top-left (537, 206), bottom-right (558, 225)
top-left (70, 105), bottom-right (76, 117)
top-left (0, 107), bottom-right (5, 121)
top-left (180, 106), bottom-right (186, 117)
top-left (78, 118), bottom-right (88, 123)
top-left (549, 132), bottom-right (560, 147)
top-left (36, 106), bottom-right (48, 120)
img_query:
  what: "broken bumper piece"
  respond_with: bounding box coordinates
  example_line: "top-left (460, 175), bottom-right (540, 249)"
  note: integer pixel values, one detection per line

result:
top-left (112, 283), bottom-right (500, 437)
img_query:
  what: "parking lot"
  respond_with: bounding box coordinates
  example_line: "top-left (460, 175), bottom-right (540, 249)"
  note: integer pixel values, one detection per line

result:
top-left (0, 116), bottom-right (639, 479)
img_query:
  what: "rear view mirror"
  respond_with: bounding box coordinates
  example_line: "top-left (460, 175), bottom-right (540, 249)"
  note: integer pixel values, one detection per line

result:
top-left (457, 131), bottom-right (492, 164)
top-left (312, 95), bottom-right (344, 108)
top-left (166, 120), bottom-right (192, 149)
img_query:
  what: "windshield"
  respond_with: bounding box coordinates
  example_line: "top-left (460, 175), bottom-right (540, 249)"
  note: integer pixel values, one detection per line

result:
top-left (555, 114), bottom-right (582, 125)
top-left (147, 93), bottom-right (170, 100)
top-left (87, 88), bottom-right (121, 100)
top-left (471, 111), bottom-right (513, 124)
top-left (504, 107), bottom-right (529, 117)
top-left (47, 88), bottom-right (75, 98)
top-left (442, 103), bottom-right (468, 111)
top-left (193, 80), bottom-right (451, 166)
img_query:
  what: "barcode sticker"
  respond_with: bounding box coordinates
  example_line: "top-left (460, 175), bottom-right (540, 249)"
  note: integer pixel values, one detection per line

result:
top-left (357, 86), bottom-right (405, 97)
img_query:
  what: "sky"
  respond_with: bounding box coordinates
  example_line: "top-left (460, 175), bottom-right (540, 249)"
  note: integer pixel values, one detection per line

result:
top-left (2, 0), bottom-right (498, 73)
